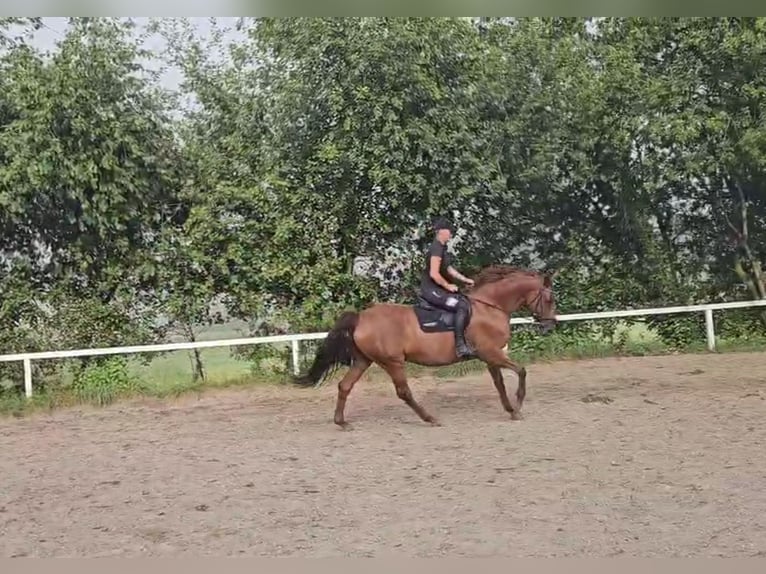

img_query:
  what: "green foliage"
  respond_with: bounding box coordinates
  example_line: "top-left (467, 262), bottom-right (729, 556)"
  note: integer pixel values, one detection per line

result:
top-left (233, 344), bottom-right (292, 380)
top-left (1, 18), bottom-right (182, 293)
top-left (0, 273), bottom-right (44, 391)
top-left (152, 16), bottom-right (766, 331)
top-left (647, 315), bottom-right (707, 350)
top-left (70, 356), bottom-right (146, 406)
top-left (716, 308), bottom-right (766, 340)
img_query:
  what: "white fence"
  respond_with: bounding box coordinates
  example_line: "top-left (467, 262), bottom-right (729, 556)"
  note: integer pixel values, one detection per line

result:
top-left (1, 299), bottom-right (765, 398)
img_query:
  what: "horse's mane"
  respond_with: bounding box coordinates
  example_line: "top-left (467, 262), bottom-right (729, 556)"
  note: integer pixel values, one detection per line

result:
top-left (472, 265), bottom-right (541, 288)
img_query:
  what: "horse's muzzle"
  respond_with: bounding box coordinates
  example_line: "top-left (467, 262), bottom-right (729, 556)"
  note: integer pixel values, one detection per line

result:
top-left (538, 318), bottom-right (557, 335)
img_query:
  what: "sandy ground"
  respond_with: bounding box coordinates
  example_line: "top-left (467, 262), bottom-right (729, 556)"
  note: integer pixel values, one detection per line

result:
top-left (2, 351), bottom-right (766, 558)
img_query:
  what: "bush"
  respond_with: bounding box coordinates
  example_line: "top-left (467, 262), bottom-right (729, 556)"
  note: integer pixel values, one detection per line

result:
top-left (71, 356), bottom-right (146, 406)
top-left (716, 308), bottom-right (766, 340)
top-left (231, 343), bottom-right (292, 381)
top-left (646, 314), bottom-right (706, 350)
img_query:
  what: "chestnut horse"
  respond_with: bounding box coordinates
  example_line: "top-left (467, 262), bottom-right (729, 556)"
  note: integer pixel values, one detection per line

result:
top-left (293, 265), bottom-right (558, 427)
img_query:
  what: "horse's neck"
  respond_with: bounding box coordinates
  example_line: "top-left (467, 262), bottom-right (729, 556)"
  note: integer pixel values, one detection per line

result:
top-left (474, 278), bottom-right (537, 314)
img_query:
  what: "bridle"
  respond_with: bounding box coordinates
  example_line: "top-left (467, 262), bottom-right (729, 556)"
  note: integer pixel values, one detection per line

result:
top-left (468, 286), bottom-right (553, 321)
top-left (527, 287), bottom-right (554, 322)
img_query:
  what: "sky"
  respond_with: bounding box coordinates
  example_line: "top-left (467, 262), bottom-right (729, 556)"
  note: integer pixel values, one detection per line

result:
top-left (29, 17), bottom-right (242, 93)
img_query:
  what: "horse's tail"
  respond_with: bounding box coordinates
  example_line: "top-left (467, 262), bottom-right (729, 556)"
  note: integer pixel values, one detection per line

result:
top-left (292, 311), bottom-right (361, 388)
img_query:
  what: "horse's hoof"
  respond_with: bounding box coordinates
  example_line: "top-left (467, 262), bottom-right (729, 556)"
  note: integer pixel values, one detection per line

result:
top-left (427, 418), bottom-right (442, 427)
top-left (335, 420), bottom-right (353, 430)
top-left (510, 412), bottom-right (523, 421)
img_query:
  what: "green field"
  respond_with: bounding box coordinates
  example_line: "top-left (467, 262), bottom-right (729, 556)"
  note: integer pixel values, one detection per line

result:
top-left (131, 321), bottom-right (255, 392)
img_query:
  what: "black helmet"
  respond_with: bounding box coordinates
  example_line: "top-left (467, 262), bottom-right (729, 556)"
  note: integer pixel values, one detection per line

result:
top-left (433, 217), bottom-right (455, 233)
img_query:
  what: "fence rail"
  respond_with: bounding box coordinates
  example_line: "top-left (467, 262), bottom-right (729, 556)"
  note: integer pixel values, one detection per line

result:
top-left (2, 299), bottom-right (765, 398)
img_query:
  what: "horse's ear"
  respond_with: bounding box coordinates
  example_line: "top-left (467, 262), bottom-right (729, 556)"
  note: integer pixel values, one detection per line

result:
top-left (543, 269), bottom-right (559, 287)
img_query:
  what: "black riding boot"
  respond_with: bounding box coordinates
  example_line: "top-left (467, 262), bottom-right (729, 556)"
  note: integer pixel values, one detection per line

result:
top-left (453, 305), bottom-right (474, 358)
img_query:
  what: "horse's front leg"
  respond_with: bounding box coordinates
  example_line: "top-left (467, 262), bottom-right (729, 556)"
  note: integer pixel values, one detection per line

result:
top-left (483, 349), bottom-right (526, 421)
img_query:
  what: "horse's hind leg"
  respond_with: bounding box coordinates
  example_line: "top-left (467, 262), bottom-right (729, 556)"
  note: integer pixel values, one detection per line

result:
top-left (381, 360), bottom-right (440, 426)
top-left (334, 356), bottom-right (371, 428)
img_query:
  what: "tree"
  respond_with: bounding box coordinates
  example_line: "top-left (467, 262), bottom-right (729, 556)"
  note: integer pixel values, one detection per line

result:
top-left (600, 18), bottom-right (766, 306)
top-left (1, 18), bottom-right (184, 391)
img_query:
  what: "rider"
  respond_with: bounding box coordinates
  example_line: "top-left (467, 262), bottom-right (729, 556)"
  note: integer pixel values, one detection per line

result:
top-left (418, 217), bottom-right (476, 358)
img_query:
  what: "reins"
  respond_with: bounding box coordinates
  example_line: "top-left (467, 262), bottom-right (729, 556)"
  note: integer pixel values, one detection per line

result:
top-left (467, 294), bottom-right (507, 315)
top-left (467, 286), bottom-right (551, 319)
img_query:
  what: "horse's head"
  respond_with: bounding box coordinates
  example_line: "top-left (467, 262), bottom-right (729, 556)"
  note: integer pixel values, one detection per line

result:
top-left (471, 266), bottom-right (558, 334)
top-left (523, 271), bottom-right (558, 334)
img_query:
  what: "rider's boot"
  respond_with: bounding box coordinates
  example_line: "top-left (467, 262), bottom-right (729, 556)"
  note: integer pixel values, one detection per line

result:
top-left (453, 304), bottom-right (475, 359)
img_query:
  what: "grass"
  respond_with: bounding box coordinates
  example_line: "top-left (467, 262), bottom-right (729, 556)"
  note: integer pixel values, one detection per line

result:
top-left (126, 320), bottom-right (272, 393)
top-left (2, 319), bottom-right (765, 418)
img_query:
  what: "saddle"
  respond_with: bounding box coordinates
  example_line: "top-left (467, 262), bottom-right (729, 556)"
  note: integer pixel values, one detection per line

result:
top-left (412, 296), bottom-right (472, 333)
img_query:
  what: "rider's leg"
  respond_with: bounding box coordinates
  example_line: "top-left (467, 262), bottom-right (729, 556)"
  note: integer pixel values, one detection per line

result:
top-left (419, 285), bottom-right (452, 308)
top-left (421, 288), bottom-right (474, 359)
top-left (452, 296), bottom-right (474, 358)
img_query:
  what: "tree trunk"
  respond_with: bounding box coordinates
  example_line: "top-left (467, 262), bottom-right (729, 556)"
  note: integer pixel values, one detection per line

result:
top-left (183, 321), bottom-right (206, 382)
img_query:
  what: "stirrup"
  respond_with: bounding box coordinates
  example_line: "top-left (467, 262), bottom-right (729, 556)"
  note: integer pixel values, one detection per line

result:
top-left (455, 342), bottom-right (475, 358)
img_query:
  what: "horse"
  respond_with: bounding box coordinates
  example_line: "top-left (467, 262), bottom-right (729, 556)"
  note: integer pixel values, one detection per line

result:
top-left (293, 265), bottom-right (558, 427)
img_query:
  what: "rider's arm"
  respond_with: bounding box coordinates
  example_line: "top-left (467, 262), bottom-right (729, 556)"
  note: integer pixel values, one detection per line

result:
top-left (429, 256), bottom-right (452, 288)
top-left (447, 266), bottom-right (471, 283)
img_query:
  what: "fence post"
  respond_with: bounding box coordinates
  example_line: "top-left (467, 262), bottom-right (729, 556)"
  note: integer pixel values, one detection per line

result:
top-left (23, 358), bottom-right (33, 398)
top-left (704, 308), bottom-right (716, 351)
top-left (291, 339), bottom-right (300, 375)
